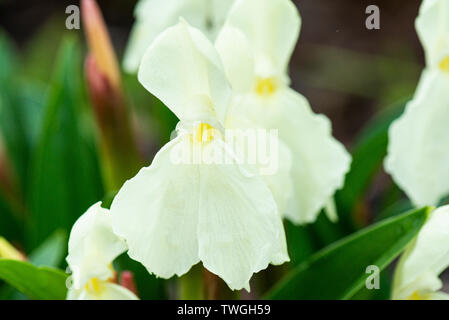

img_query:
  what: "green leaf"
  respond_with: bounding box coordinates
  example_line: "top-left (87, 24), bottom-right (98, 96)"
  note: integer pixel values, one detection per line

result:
top-left (265, 206), bottom-right (430, 300)
top-left (28, 230), bottom-right (67, 268)
top-left (27, 38), bottom-right (103, 248)
top-left (335, 99), bottom-right (407, 229)
top-left (0, 259), bottom-right (67, 300)
top-left (0, 31), bottom-right (32, 192)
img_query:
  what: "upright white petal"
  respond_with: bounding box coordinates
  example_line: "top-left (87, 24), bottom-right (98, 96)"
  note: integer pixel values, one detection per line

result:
top-left (111, 135), bottom-right (201, 279)
top-left (215, 25), bottom-right (255, 93)
top-left (385, 69), bottom-right (449, 207)
top-left (66, 202), bottom-right (127, 289)
top-left (124, 0), bottom-right (235, 73)
top-left (138, 20), bottom-right (231, 126)
top-left (416, 0), bottom-right (449, 69)
top-left (197, 139), bottom-right (289, 291)
top-left (393, 205), bottom-right (449, 300)
top-left (224, 0), bottom-right (301, 77)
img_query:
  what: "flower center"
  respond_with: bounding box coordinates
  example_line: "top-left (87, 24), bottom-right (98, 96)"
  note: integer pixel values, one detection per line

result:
top-left (255, 77), bottom-right (277, 96)
top-left (439, 56), bottom-right (449, 73)
top-left (85, 278), bottom-right (103, 295)
top-left (193, 123), bottom-right (215, 144)
top-left (408, 291), bottom-right (429, 300)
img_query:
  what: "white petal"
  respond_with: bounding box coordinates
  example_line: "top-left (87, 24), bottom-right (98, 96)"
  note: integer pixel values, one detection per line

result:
top-left (66, 203), bottom-right (127, 289)
top-left (385, 69), bottom-right (449, 207)
top-left (110, 135), bottom-right (200, 279)
top-left (215, 25), bottom-right (255, 93)
top-left (223, 0), bottom-right (301, 77)
top-left (225, 116), bottom-right (294, 214)
top-left (123, 0), bottom-right (235, 73)
top-left (138, 20), bottom-right (231, 126)
top-left (197, 139), bottom-right (289, 291)
top-left (416, 0), bottom-right (449, 68)
top-left (227, 89), bottom-right (351, 224)
top-left (393, 205), bottom-right (449, 300)
top-left (426, 291), bottom-right (449, 300)
top-left (68, 281), bottom-right (139, 300)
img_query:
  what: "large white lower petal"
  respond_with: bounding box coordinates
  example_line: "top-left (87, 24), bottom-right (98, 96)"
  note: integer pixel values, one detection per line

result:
top-left (393, 205), bottom-right (449, 300)
top-left (227, 88), bottom-right (351, 224)
top-left (385, 69), bottom-right (449, 207)
top-left (197, 139), bottom-right (289, 291)
top-left (66, 202), bottom-right (127, 289)
top-left (110, 135), bottom-right (201, 279)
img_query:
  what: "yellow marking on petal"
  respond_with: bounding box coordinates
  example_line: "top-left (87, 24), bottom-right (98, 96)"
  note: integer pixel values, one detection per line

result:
top-left (439, 56), bottom-right (449, 73)
top-left (193, 123), bottom-right (215, 144)
top-left (408, 291), bottom-right (429, 300)
top-left (85, 278), bottom-right (103, 295)
top-left (255, 77), bottom-right (277, 96)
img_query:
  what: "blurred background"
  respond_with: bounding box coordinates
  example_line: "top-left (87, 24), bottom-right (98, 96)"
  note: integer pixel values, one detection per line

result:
top-left (0, 0), bottom-right (433, 299)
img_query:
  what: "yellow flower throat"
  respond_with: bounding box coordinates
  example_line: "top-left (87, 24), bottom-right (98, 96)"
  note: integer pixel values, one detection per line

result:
top-left (439, 56), bottom-right (449, 73)
top-left (85, 278), bottom-right (103, 295)
top-left (255, 77), bottom-right (277, 96)
top-left (193, 123), bottom-right (215, 144)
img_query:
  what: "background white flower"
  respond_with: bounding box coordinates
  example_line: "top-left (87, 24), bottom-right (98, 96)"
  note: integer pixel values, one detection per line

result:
top-left (385, 0), bottom-right (449, 207)
top-left (123, 0), bottom-right (235, 73)
top-left (393, 205), bottom-right (449, 300)
top-left (66, 202), bottom-right (138, 300)
top-left (216, 0), bottom-right (351, 224)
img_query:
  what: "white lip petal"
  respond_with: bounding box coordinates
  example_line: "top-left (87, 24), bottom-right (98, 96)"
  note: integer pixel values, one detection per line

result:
top-left (66, 202), bottom-right (127, 289)
top-left (393, 205), bottom-right (449, 300)
top-left (277, 89), bottom-right (351, 224)
top-left (197, 139), bottom-right (289, 291)
top-left (137, 20), bottom-right (231, 126)
top-left (110, 135), bottom-right (201, 279)
top-left (228, 89), bottom-right (350, 224)
top-left (223, 0), bottom-right (301, 76)
top-left (385, 69), bottom-right (449, 207)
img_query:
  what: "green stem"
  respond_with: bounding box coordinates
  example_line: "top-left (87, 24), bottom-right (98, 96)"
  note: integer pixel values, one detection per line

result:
top-left (179, 264), bottom-right (204, 300)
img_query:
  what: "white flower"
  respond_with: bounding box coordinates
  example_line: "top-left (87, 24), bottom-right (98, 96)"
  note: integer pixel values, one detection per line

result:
top-left (66, 202), bottom-right (138, 300)
top-left (123, 0), bottom-right (235, 73)
top-left (110, 20), bottom-right (289, 291)
top-left (385, 0), bottom-right (449, 207)
top-left (392, 205), bottom-right (449, 300)
top-left (215, 0), bottom-right (351, 224)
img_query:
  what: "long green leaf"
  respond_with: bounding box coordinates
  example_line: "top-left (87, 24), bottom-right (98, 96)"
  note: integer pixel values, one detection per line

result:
top-left (28, 38), bottom-right (103, 248)
top-left (0, 259), bottom-right (67, 300)
top-left (265, 206), bottom-right (430, 300)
